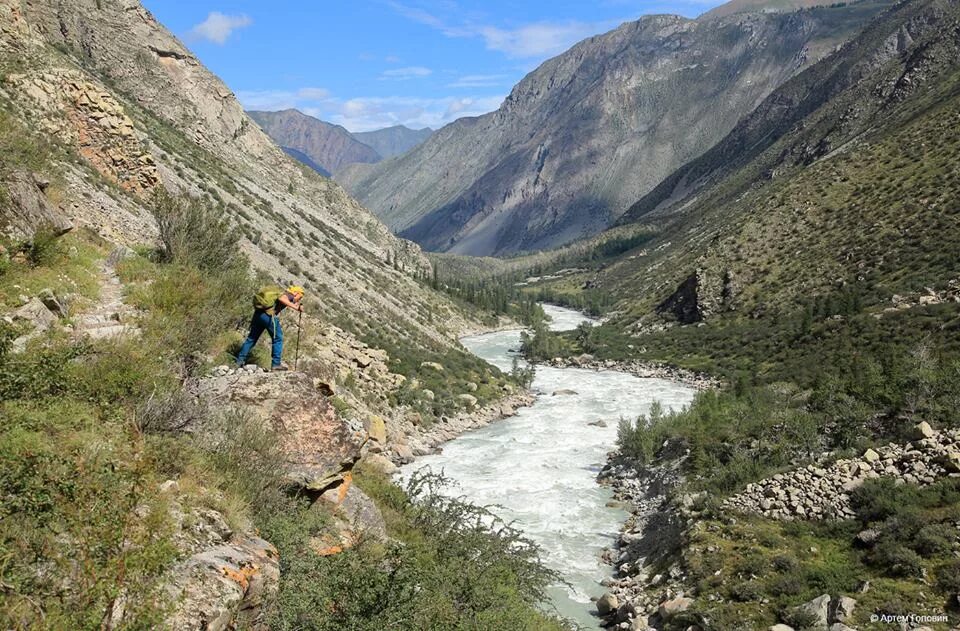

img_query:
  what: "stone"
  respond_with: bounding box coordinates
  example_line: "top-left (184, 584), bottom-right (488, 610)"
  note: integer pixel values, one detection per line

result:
top-left (940, 452), bottom-right (960, 473)
top-left (365, 415), bottom-right (387, 443)
top-left (38, 288), bottom-right (68, 318)
top-left (421, 389), bottom-right (435, 401)
top-left (164, 535), bottom-right (279, 631)
top-left (420, 361), bottom-right (444, 372)
top-left (794, 594), bottom-right (830, 629)
top-left (553, 389), bottom-right (578, 396)
top-left (914, 421), bottom-right (935, 439)
top-left (11, 297), bottom-right (57, 331)
top-left (631, 617), bottom-right (649, 630)
top-left (465, 381), bottom-right (478, 392)
top-left (863, 448), bottom-right (880, 463)
top-left (0, 170), bottom-right (73, 240)
top-left (362, 453), bottom-right (398, 476)
top-left (657, 596), bottom-right (693, 620)
top-left (159, 480), bottom-right (180, 494)
top-left (596, 592), bottom-right (619, 616)
top-left (394, 444), bottom-right (414, 462)
top-left (456, 393), bottom-right (478, 408)
top-left (828, 596), bottom-right (856, 624)
top-left (769, 626), bottom-right (795, 631)
top-left (854, 529), bottom-right (880, 547)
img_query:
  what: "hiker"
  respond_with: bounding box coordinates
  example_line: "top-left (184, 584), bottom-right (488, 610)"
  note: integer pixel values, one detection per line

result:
top-left (236, 285), bottom-right (304, 371)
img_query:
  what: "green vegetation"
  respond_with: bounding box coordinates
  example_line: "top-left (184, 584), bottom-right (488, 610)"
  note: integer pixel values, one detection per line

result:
top-left (651, 477), bottom-right (960, 629)
top-left (265, 467), bottom-right (568, 630)
top-left (0, 192), bottom-right (563, 629)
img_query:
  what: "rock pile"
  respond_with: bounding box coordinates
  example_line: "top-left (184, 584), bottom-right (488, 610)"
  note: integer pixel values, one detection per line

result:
top-left (725, 423), bottom-right (960, 520)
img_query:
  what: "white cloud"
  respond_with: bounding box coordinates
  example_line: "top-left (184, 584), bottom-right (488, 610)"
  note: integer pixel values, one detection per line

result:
top-left (385, 54), bottom-right (403, 63)
top-left (188, 12), bottom-right (252, 45)
top-left (238, 87), bottom-right (333, 111)
top-left (380, 66), bottom-right (433, 80)
top-left (387, 2), bottom-right (615, 60)
top-left (447, 74), bottom-right (509, 88)
top-left (238, 87), bottom-right (505, 133)
top-left (328, 95), bottom-right (506, 132)
top-left (479, 21), bottom-right (604, 58)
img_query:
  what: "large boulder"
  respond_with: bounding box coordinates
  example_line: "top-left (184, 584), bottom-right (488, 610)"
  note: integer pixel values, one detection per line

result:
top-left (0, 170), bottom-right (73, 240)
top-left (657, 596), bottom-right (693, 620)
top-left (596, 592), bottom-right (619, 616)
top-left (794, 594), bottom-right (831, 629)
top-left (164, 535), bottom-right (279, 631)
top-left (198, 372), bottom-right (367, 491)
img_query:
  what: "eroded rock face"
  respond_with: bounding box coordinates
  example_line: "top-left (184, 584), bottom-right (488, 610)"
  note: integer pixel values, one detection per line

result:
top-left (198, 372), bottom-right (367, 491)
top-left (164, 536), bottom-right (279, 631)
top-left (0, 170), bottom-right (73, 240)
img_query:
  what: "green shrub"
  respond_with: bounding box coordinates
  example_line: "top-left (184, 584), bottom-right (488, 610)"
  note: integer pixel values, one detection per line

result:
top-left (936, 559), bottom-right (960, 593)
top-left (869, 541), bottom-right (923, 578)
top-left (24, 224), bottom-right (64, 267)
top-left (265, 469), bottom-right (569, 630)
top-left (151, 190), bottom-right (247, 275)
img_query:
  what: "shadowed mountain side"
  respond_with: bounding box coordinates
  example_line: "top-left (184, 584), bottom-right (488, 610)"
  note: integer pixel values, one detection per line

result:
top-left (338, 1), bottom-right (894, 257)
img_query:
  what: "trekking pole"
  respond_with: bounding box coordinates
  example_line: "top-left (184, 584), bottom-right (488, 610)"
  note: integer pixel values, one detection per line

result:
top-left (294, 309), bottom-right (303, 371)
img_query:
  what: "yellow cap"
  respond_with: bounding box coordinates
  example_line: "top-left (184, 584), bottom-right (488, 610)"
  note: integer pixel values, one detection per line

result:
top-left (287, 285), bottom-right (305, 296)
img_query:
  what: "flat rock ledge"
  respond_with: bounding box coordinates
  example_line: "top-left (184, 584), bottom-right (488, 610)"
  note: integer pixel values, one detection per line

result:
top-left (726, 423), bottom-right (960, 520)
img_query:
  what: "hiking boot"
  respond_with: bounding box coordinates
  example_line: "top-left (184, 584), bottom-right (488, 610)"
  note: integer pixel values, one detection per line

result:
top-left (271, 363), bottom-right (291, 372)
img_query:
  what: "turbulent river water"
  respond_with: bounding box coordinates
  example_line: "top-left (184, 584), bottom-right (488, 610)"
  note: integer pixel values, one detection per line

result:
top-left (400, 305), bottom-right (696, 628)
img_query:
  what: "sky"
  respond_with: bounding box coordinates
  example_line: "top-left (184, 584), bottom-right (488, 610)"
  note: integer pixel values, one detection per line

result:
top-left (141, 0), bottom-right (725, 133)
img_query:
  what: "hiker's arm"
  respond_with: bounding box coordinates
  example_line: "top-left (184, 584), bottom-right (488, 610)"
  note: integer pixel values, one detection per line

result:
top-left (278, 293), bottom-right (304, 312)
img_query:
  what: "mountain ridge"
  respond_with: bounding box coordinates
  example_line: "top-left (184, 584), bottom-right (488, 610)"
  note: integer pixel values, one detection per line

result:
top-left (337, 1), bottom-right (895, 257)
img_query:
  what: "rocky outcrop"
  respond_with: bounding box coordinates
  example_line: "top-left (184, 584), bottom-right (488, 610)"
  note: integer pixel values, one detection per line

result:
top-left (9, 71), bottom-right (159, 193)
top-left (0, 170), bottom-right (73, 240)
top-left (157, 484), bottom-right (279, 631)
top-left (724, 423), bottom-right (960, 520)
top-left (198, 371), bottom-right (367, 491)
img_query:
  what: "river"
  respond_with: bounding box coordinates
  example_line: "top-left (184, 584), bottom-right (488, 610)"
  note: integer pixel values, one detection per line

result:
top-left (400, 305), bottom-right (696, 628)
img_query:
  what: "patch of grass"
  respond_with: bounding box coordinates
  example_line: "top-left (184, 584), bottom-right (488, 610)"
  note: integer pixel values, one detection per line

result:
top-left (0, 230), bottom-right (103, 311)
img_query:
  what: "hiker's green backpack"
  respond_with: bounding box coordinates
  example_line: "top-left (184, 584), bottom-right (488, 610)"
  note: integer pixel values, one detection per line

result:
top-left (253, 285), bottom-right (283, 315)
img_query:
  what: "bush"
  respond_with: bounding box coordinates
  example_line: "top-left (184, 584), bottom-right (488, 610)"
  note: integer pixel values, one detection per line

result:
top-left (936, 559), bottom-right (960, 593)
top-left (265, 469), bottom-right (568, 630)
top-left (151, 190), bottom-right (247, 275)
top-left (869, 541), bottom-right (923, 578)
top-left (23, 224), bottom-right (63, 267)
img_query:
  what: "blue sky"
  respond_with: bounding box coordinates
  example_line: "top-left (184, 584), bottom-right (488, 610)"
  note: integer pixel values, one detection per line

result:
top-left (142, 0), bottom-right (725, 132)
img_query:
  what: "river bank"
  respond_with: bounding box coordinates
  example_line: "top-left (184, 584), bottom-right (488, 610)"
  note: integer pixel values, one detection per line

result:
top-left (594, 452), bottom-right (695, 629)
top-left (545, 355), bottom-right (720, 391)
top-left (388, 389), bottom-right (536, 464)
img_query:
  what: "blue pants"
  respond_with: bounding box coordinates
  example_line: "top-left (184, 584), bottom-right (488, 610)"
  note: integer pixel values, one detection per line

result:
top-left (236, 310), bottom-right (283, 367)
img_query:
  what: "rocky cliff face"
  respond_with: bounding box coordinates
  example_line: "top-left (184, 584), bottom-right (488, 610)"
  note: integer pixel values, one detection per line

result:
top-left (337, 1), bottom-right (892, 256)
top-left (248, 109), bottom-right (382, 175)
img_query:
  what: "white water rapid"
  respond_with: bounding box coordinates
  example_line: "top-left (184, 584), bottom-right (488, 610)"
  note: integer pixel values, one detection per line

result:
top-left (400, 305), bottom-right (696, 628)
